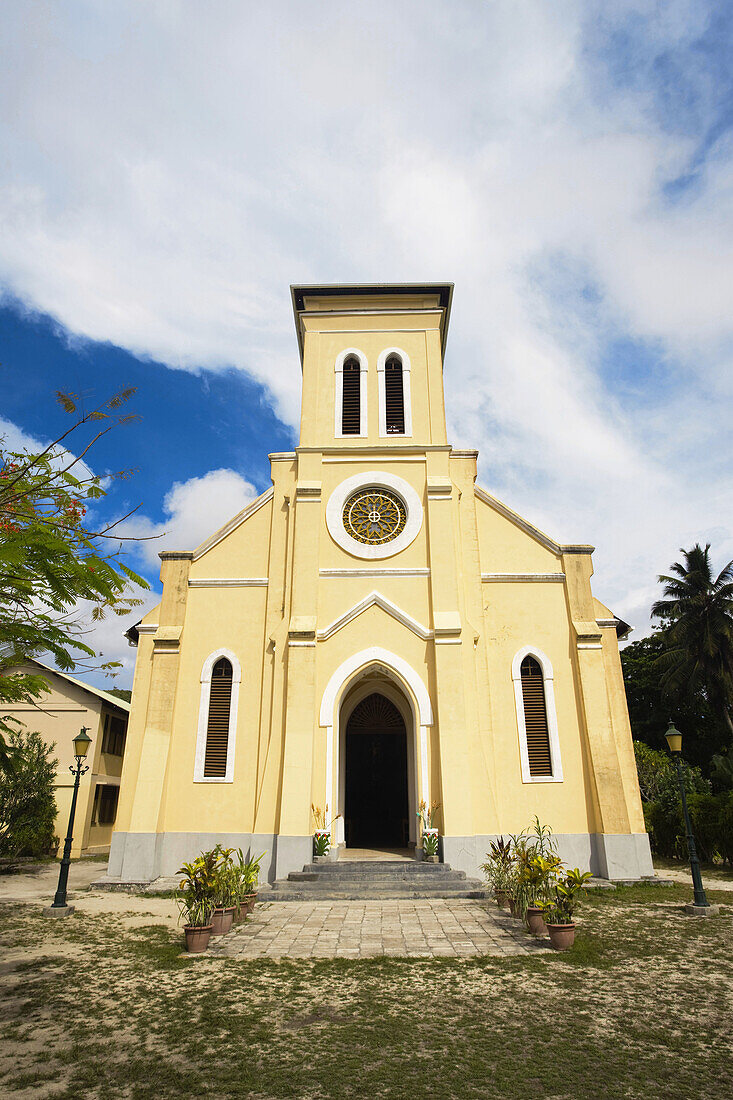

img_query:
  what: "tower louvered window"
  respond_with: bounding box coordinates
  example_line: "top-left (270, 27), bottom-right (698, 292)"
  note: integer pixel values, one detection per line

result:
top-left (203, 657), bottom-right (233, 777)
top-left (342, 356), bottom-right (361, 434)
top-left (520, 656), bottom-right (552, 776)
top-left (384, 355), bottom-right (405, 433)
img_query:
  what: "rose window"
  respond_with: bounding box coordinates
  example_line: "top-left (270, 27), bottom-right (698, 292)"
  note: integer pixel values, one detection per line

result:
top-left (342, 487), bottom-right (407, 545)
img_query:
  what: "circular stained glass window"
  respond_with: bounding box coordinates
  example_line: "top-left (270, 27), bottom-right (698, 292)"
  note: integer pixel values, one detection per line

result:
top-left (342, 487), bottom-right (407, 545)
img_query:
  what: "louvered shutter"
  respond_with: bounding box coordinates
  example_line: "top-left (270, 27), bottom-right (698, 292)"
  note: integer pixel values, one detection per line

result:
top-left (385, 356), bottom-right (405, 433)
top-left (204, 658), bottom-right (233, 777)
top-left (520, 656), bottom-right (552, 776)
top-left (342, 357), bottom-right (361, 434)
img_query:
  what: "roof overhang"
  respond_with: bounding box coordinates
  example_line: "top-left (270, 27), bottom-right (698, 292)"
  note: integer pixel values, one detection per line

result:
top-left (290, 282), bottom-right (454, 366)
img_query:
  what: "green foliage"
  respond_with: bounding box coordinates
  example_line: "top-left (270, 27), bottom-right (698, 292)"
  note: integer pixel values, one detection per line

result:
top-left (652, 543), bottom-right (733, 742)
top-left (540, 868), bottom-right (593, 925)
top-left (0, 730), bottom-right (58, 858)
top-left (481, 836), bottom-right (514, 894)
top-left (234, 849), bottom-right (264, 897)
top-left (621, 634), bottom-right (729, 771)
top-left (107, 688), bottom-right (132, 703)
top-left (176, 849), bottom-right (223, 927)
top-left (210, 844), bottom-right (237, 907)
top-left (422, 830), bottom-right (439, 857)
top-left (313, 830), bottom-right (330, 856)
top-left (0, 390), bottom-right (149, 765)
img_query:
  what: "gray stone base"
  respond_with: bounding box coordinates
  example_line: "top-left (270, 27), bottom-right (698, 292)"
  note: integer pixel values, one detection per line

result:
top-left (108, 831), bottom-right (311, 885)
top-left (685, 903), bottom-right (721, 917)
top-left (442, 831), bottom-right (654, 882)
top-left (43, 905), bottom-right (74, 918)
top-left (106, 829), bottom-right (655, 887)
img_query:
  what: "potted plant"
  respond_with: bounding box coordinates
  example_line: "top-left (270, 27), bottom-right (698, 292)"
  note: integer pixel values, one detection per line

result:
top-left (540, 868), bottom-right (593, 949)
top-left (513, 819), bottom-right (562, 932)
top-left (481, 837), bottom-right (514, 907)
top-left (311, 804), bottom-right (341, 862)
top-left (210, 845), bottom-right (236, 935)
top-left (416, 800), bottom-right (440, 859)
top-left (234, 848), bottom-right (265, 918)
top-left (422, 829), bottom-right (439, 863)
top-left (176, 851), bottom-right (217, 953)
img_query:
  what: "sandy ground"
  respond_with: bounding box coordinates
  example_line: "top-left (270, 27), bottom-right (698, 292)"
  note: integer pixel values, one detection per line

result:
top-left (656, 865), bottom-right (733, 891)
top-left (0, 859), bottom-right (179, 926)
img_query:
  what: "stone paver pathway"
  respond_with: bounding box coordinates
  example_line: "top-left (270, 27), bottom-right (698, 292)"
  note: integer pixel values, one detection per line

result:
top-left (209, 898), bottom-right (551, 959)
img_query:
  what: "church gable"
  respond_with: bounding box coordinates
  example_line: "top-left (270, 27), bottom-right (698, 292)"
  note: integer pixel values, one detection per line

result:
top-left (474, 485), bottom-right (564, 575)
top-left (317, 590), bottom-right (432, 642)
top-left (188, 488), bottom-right (274, 579)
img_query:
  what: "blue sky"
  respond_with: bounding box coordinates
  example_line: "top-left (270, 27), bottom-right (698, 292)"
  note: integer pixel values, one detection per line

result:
top-left (1, 1), bottom-right (732, 686)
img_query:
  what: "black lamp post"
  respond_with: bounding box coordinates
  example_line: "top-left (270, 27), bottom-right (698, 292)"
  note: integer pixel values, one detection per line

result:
top-left (664, 720), bottom-right (710, 910)
top-left (47, 727), bottom-right (92, 916)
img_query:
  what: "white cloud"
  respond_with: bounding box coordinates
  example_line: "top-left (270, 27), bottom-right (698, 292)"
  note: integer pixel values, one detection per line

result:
top-left (119, 468), bottom-right (259, 570)
top-left (1, 2), bottom-right (732, 638)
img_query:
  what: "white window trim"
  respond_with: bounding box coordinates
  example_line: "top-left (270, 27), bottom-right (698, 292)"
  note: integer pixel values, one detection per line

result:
top-left (377, 348), bottom-right (412, 438)
top-left (511, 646), bottom-right (563, 783)
top-left (334, 348), bottom-right (368, 438)
top-left (325, 470), bottom-right (423, 560)
top-left (194, 649), bottom-right (241, 783)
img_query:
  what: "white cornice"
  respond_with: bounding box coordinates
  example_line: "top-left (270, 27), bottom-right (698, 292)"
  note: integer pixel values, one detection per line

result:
top-left (189, 578), bottom-right (268, 588)
top-left (320, 567), bottom-right (430, 578)
top-left (317, 590), bottom-right (432, 642)
top-left (481, 573), bottom-right (565, 583)
top-left (192, 487), bottom-right (274, 561)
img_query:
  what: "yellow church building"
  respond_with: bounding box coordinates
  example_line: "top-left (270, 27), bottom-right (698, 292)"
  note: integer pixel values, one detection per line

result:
top-left (109, 283), bottom-right (652, 885)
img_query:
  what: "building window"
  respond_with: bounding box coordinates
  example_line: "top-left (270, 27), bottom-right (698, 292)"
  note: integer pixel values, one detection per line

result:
top-left (377, 348), bottom-right (412, 437)
top-left (204, 658), bottom-right (233, 777)
top-left (341, 357), bottom-right (361, 434)
top-left (194, 649), bottom-right (241, 783)
top-left (384, 356), bottom-right (405, 433)
top-left (511, 647), bottom-right (563, 783)
top-left (92, 784), bottom-right (119, 826)
top-left (520, 656), bottom-right (552, 776)
top-left (335, 348), bottom-right (367, 437)
top-left (101, 712), bottom-right (127, 756)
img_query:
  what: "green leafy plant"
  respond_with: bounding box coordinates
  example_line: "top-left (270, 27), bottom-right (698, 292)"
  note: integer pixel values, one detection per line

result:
top-left (233, 848), bottom-right (265, 907)
top-left (313, 831), bottom-right (330, 856)
top-left (0, 729), bottom-right (58, 858)
top-left (540, 867), bottom-right (593, 925)
top-left (481, 836), bottom-right (514, 895)
top-left (211, 844), bottom-right (237, 908)
top-left (422, 830), bottom-right (439, 857)
top-left (512, 819), bottom-right (562, 919)
top-left (176, 849), bottom-right (222, 927)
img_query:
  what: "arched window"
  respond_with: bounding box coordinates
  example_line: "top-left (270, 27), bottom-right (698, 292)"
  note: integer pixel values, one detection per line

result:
top-left (341, 356), bottom-right (361, 434)
top-left (204, 658), bottom-right (233, 777)
top-left (511, 647), bottom-right (563, 783)
top-left (335, 349), bottom-right (367, 437)
top-left (194, 649), bottom-right (241, 782)
top-left (384, 355), bottom-right (405, 434)
top-left (520, 656), bottom-right (552, 776)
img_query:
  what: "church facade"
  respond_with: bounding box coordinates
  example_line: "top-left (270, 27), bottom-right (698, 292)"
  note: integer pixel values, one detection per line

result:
top-left (109, 283), bottom-right (653, 884)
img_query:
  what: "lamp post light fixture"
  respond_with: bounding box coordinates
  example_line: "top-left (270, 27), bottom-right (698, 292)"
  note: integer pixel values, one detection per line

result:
top-left (664, 720), bottom-right (715, 915)
top-left (43, 727), bottom-right (92, 918)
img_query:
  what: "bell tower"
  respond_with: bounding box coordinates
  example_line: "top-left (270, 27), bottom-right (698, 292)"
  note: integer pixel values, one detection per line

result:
top-left (291, 283), bottom-right (454, 451)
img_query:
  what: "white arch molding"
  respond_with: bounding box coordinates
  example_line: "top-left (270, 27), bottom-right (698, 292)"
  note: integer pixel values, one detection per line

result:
top-left (511, 646), bottom-right (563, 783)
top-left (319, 647), bottom-right (433, 846)
top-left (193, 648), bottom-right (242, 783)
top-left (334, 348), bottom-right (368, 438)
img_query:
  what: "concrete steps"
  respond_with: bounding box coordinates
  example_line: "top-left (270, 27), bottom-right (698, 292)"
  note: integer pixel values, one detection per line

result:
top-left (262, 859), bottom-right (488, 901)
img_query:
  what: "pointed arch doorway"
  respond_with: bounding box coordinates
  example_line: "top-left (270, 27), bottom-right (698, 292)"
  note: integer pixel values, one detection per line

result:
top-left (341, 687), bottom-right (412, 851)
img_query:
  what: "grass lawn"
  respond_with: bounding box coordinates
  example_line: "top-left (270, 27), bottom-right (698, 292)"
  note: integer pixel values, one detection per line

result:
top-left (1, 884), bottom-right (731, 1099)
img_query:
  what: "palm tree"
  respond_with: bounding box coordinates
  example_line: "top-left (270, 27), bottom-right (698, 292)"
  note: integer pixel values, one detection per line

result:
top-left (652, 544), bottom-right (733, 737)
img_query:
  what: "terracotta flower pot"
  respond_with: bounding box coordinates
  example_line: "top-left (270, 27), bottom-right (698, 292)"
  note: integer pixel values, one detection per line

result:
top-left (241, 892), bottom-right (257, 915)
top-left (547, 923), bottom-right (576, 950)
top-left (494, 890), bottom-right (510, 909)
top-left (211, 907), bottom-right (235, 935)
top-left (184, 924), bottom-right (212, 953)
top-left (526, 907), bottom-right (548, 936)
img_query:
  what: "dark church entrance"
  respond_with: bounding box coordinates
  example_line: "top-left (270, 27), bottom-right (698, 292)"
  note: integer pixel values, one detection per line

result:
top-left (345, 693), bottom-right (408, 849)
